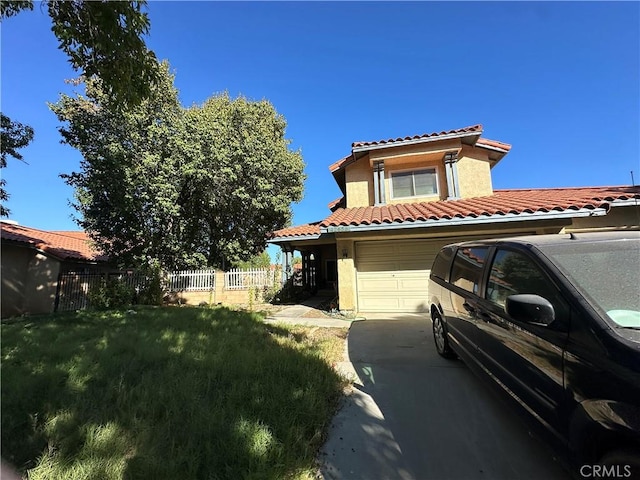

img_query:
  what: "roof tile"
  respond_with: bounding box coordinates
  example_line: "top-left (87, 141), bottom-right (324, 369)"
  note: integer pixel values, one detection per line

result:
top-left (352, 124), bottom-right (483, 149)
top-left (1, 223), bottom-right (106, 262)
top-left (270, 222), bottom-right (322, 238)
top-left (270, 186), bottom-right (639, 238)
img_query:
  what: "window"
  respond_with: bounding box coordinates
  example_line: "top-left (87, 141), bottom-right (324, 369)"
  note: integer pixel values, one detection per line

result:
top-left (391, 168), bottom-right (438, 198)
top-left (431, 246), bottom-right (454, 281)
top-left (450, 247), bottom-right (489, 294)
top-left (486, 249), bottom-right (568, 322)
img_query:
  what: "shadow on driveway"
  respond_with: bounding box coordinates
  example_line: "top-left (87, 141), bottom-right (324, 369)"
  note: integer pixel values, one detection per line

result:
top-left (319, 316), bottom-right (570, 480)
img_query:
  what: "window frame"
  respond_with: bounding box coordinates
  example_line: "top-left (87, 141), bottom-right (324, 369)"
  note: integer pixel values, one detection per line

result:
top-left (449, 246), bottom-right (490, 295)
top-left (389, 166), bottom-right (440, 200)
top-left (483, 246), bottom-right (570, 327)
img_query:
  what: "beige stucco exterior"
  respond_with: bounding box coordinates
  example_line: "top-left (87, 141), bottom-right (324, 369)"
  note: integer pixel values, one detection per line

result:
top-left (343, 139), bottom-right (499, 208)
top-left (1, 244), bottom-right (62, 317)
top-left (345, 157), bottom-right (373, 208)
top-left (457, 146), bottom-right (493, 198)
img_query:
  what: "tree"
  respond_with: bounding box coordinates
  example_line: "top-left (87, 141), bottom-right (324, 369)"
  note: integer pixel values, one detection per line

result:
top-left (179, 93), bottom-right (305, 268)
top-left (0, 114), bottom-right (34, 216)
top-left (51, 62), bottom-right (192, 270)
top-left (1, 1), bottom-right (158, 217)
top-left (1, 0), bottom-right (158, 108)
top-left (52, 65), bottom-right (306, 270)
top-left (234, 251), bottom-right (272, 270)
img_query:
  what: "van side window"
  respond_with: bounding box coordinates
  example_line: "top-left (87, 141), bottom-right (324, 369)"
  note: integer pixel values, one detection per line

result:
top-left (486, 249), bottom-right (569, 322)
top-left (450, 247), bottom-right (489, 294)
top-left (431, 246), bottom-right (454, 281)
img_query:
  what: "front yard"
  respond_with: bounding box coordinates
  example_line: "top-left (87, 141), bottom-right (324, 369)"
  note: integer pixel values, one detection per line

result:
top-left (1, 306), bottom-right (349, 479)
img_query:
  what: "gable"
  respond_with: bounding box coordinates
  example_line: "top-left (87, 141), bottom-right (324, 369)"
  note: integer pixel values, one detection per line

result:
top-left (331, 124), bottom-right (511, 209)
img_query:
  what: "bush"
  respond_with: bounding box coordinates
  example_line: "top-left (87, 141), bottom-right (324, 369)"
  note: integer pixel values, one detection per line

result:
top-left (137, 265), bottom-right (164, 306)
top-left (88, 277), bottom-right (136, 310)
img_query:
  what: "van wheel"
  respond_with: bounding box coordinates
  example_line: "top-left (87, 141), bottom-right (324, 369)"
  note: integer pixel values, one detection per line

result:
top-left (432, 312), bottom-right (456, 359)
top-left (599, 448), bottom-right (640, 478)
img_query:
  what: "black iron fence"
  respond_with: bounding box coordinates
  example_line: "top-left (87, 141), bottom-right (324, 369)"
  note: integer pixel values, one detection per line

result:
top-left (55, 271), bottom-right (150, 312)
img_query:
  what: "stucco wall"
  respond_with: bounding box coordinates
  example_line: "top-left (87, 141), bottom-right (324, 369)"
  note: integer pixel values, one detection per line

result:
top-left (345, 157), bottom-right (373, 208)
top-left (457, 148), bottom-right (493, 198)
top-left (1, 244), bottom-right (61, 318)
top-left (336, 238), bottom-right (357, 313)
top-left (344, 139), bottom-right (499, 207)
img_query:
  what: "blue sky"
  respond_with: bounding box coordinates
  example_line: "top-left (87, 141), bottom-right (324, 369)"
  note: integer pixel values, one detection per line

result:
top-left (1, 1), bottom-right (639, 236)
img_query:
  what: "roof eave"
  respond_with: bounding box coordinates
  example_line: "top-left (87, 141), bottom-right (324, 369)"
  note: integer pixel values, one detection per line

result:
top-left (267, 233), bottom-right (322, 244)
top-left (352, 131), bottom-right (482, 153)
top-left (322, 208), bottom-right (608, 234)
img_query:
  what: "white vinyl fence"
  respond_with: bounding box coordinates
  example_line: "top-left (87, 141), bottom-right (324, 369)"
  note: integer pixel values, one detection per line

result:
top-left (167, 269), bottom-right (216, 292)
top-left (224, 268), bottom-right (275, 290)
top-left (166, 268), bottom-right (276, 292)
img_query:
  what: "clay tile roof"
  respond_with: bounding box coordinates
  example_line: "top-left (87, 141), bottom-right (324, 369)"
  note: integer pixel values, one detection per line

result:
top-left (328, 154), bottom-right (352, 173)
top-left (476, 138), bottom-right (512, 152)
top-left (319, 186), bottom-right (640, 229)
top-left (351, 124), bottom-right (483, 149)
top-left (1, 223), bottom-right (107, 262)
top-left (270, 222), bottom-right (322, 239)
top-left (328, 197), bottom-right (345, 211)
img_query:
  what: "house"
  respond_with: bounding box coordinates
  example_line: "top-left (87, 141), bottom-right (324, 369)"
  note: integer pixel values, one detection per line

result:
top-left (268, 124), bottom-right (640, 314)
top-left (1, 221), bottom-right (108, 317)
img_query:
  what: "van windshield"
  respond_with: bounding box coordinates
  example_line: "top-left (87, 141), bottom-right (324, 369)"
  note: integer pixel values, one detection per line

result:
top-left (541, 239), bottom-right (640, 328)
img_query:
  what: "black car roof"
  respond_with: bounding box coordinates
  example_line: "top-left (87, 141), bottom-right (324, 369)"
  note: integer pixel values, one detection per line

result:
top-left (450, 231), bottom-right (640, 249)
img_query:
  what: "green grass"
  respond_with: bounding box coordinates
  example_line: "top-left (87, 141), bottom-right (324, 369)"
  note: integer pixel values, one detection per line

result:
top-left (1, 306), bottom-right (349, 480)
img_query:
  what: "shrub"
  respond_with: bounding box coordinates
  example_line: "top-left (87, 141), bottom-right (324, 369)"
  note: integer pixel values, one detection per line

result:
top-left (88, 277), bottom-right (136, 310)
top-left (137, 265), bottom-right (164, 306)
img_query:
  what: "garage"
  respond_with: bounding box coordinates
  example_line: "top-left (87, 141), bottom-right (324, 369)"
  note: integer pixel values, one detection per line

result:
top-left (355, 239), bottom-right (446, 312)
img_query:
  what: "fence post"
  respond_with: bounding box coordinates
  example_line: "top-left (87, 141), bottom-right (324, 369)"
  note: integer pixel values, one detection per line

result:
top-left (215, 270), bottom-right (225, 303)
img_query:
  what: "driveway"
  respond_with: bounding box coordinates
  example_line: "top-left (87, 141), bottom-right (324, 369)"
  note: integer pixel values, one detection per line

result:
top-left (319, 315), bottom-right (570, 480)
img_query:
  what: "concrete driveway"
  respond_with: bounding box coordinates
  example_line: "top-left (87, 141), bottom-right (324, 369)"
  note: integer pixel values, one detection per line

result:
top-left (319, 315), bottom-right (570, 480)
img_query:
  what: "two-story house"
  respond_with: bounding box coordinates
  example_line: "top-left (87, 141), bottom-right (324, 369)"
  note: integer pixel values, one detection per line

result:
top-left (269, 124), bottom-right (640, 314)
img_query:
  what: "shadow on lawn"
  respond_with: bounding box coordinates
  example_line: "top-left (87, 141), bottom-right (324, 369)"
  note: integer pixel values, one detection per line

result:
top-left (1, 306), bottom-right (344, 479)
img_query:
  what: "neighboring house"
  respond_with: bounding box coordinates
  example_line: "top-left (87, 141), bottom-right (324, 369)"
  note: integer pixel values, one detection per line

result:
top-left (1, 221), bottom-right (107, 317)
top-left (268, 124), bottom-right (640, 313)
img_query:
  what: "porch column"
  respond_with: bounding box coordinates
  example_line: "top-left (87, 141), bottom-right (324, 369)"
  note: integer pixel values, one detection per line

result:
top-left (281, 246), bottom-right (293, 285)
top-left (336, 238), bottom-right (357, 313)
top-left (309, 252), bottom-right (317, 291)
top-left (301, 251), bottom-right (309, 288)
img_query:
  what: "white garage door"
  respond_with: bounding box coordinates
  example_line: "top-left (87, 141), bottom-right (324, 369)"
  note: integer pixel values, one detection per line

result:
top-left (356, 239), bottom-right (446, 313)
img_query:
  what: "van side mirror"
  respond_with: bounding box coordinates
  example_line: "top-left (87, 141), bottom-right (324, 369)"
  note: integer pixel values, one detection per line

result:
top-left (505, 294), bottom-right (555, 326)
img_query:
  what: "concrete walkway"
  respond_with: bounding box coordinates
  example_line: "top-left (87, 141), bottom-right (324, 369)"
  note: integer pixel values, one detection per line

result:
top-left (264, 295), bottom-right (358, 328)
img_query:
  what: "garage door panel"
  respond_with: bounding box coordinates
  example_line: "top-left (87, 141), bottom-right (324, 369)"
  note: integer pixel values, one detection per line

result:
top-left (358, 277), bottom-right (402, 292)
top-left (356, 240), bottom-right (440, 313)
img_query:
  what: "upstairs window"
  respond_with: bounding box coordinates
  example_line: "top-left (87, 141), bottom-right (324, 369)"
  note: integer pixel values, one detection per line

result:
top-left (391, 168), bottom-right (438, 199)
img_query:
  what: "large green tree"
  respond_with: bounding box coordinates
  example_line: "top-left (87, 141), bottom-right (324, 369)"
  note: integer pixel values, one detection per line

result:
top-left (179, 94), bottom-right (305, 268)
top-left (51, 62), bottom-right (189, 269)
top-left (0, 114), bottom-right (35, 216)
top-left (52, 65), bottom-right (305, 270)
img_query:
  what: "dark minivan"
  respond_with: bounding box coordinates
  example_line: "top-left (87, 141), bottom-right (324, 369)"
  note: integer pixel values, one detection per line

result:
top-left (428, 231), bottom-right (640, 478)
